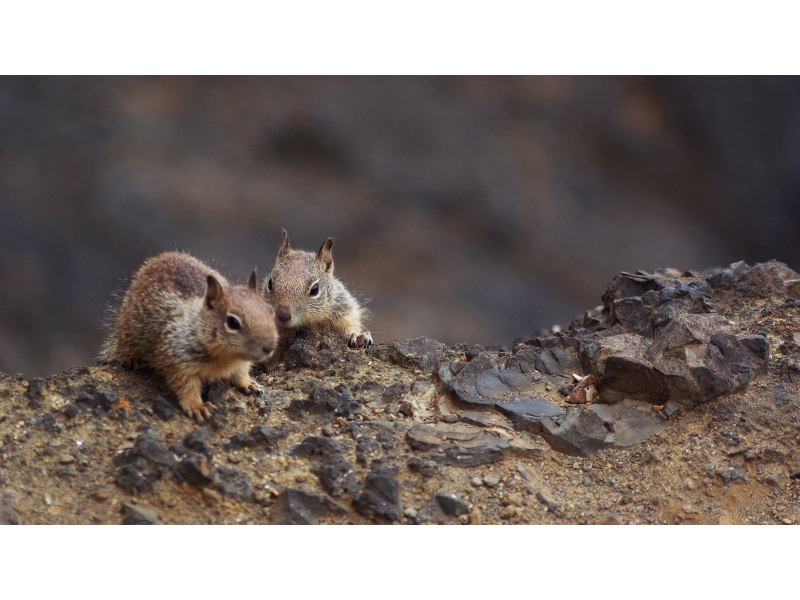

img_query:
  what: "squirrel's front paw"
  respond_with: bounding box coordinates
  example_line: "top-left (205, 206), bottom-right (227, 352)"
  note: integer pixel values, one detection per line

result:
top-left (238, 378), bottom-right (268, 397)
top-left (181, 399), bottom-right (215, 423)
top-left (349, 331), bottom-right (373, 349)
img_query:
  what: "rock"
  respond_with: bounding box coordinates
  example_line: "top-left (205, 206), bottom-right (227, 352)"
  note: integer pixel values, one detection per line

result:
top-left (499, 505), bottom-right (516, 519)
top-left (540, 406), bottom-right (615, 457)
top-left (128, 431), bottom-right (177, 467)
top-left (0, 492), bottom-right (20, 525)
top-left (612, 296), bottom-right (653, 337)
top-left (184, 428), bottom-right (213, 460)
top-left (718, 461), bottom-right (748, 484)
top-left (307, 385), bottom-right (361, 418)
top-left (406, 422), bottom-right (508, 467)
top-left (291, 436), bottom-right (345, 459)
top-left (282, 331), bottom-right (348, 370)
top-left (435, 492), bottom-right (470, 517)
top-left (509, 341), bottom-right (582, 377)
top-left (762, 471), bottom-right (789, 489)
top-left (121, 501), bottom-right (162, 525)
top-left (606, 400), bottom-right (665, 447)
top-left (496, 398), bottom-right (564, 434)
top-left (270, 488), bottom-right (348, 525)
top-left (483, 474), bottom-right (500, 487)
top-left (150, 396), bottom-right (174, 421)
top-left (789, 469), bottom-right (800, 480)
top-left (458, 411), bottom-right (515, 429)
top-left (175, 452), bottom-right (213, 487)
top-left (370, 383), bottom-right (409, 411)
top-left (353, 461), bottom-right (403, 522)
top-left (318, 455), bottom-right (358, 497)
top-left (370, 337), bottom-right (446, 374)
top-left (516, 464), bottom-right (558, 511)
top-left (249, 425), bottom-right (287, 450)
top-left (212, 467), bottom-right (254, 502)
top-left (347, 421), bottom-right (397, 463)
top-left (445, 349), bottom-right (547, 408)
top-left (775, 385), bottom-right (791, 405)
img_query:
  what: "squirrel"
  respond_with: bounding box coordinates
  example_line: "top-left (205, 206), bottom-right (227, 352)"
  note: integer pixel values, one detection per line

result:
top-left (99, 251), bottom-right (278, 422)
top-left (262, 229), bottom-right (372, 355)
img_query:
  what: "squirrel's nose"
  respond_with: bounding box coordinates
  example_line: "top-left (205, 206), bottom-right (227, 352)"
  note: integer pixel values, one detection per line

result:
top-left (276, 305), bottom-right (291, 323)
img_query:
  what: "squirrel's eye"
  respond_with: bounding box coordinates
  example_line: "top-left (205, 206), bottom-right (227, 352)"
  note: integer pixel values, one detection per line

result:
top-left (309, 283), bottom-right (320, 297)
top-left (267, 278), bottom-right (273, 292)
top-left (226, 315), bottom-right (241, 330)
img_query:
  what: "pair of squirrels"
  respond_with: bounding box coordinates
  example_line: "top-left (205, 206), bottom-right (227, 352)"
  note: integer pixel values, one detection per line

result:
top-left (99, 230), bottom-right (372, 422)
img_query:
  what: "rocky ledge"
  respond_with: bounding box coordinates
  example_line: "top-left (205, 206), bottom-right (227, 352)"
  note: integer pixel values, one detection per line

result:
top-left (2, 260), bottom-right (800, 525)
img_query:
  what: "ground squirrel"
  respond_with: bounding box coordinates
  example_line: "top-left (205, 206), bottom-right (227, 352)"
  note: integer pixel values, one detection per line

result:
top-left (262, 229), bottom-right (372, 352)
top-left (99, 251), bottom-right (278, 421)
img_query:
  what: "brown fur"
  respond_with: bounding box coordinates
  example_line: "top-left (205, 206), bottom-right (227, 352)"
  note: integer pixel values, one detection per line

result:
top-left (100, 251), bottom-right (278, 421)
top-left (262, 229), bottom-right (372, 361)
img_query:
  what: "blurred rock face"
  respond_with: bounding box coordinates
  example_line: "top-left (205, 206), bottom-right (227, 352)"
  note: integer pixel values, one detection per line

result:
top-left (1, 76), bottom-right (799, 377)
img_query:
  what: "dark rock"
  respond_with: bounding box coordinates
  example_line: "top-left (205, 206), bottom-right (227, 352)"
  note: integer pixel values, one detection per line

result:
top-left (115, 458), bottom-right (165, 494)
top-left (174, 452), bottom-right (213, 487)
top-left (540, 406), bottom-right (615, 457)
top-left (309, 385), bottom-right (361, 418)
top-left (0, 492), bottom-right (20, 525)
top-left (369, 383), bottom-right (409, 411)
top-left (283, 331), bottom-right (346, 370)
top-left (132, 430), bottom-right (177, 467)
top-left (706, 268), bottom-right (735, 290)
top-left (435, 492), bottom-right (469, 517)
top-left (509, 342), bottom-right (582, 376)
top-left (151, 396), bottom-right (174, 421)
top-left (225, 432), bottom-right (257, 450)
top-left (352, 461), bottom-right (403, 522)
top-left (121, 502), bottom-right (162, 525)
top-left (291, 436), bottom-right (345, 459)
top-left (318, 455), bottom-right (358, 497)
top-left (184, 428), bottom-right (213, 459)
top-left (735, 261), bottom-right (790, 298)
top-left (446, 350), bottom-right (545, 408)
top-left (249, 425), bottom-right (287, 450)
top-left (612, 296), bottom-right (653, 337)
top-left (405, 422), bottom-right (508, 467)
top-left (346, 421), bottom-right (397, 463)
top-left (370, 336), bottom-right (446, 374)
top-left (406, 457), bottom-right (422, 471)
top-left (606, 400), bottom-right (665, 447)
top-left (496, 398), bottom-right (565, 434)
top-left (95, 391), bottom-right (117, 410)
top-left (270, 488), bottom-right (348, 524)
top-left (718, 461), bottom-right (748, 484)
top-left (63, 404), bottom-right (79, 419)
top-left (789, 469), bottom-right (800, 480)
top-left (213, 467), bottom-right (254, 502)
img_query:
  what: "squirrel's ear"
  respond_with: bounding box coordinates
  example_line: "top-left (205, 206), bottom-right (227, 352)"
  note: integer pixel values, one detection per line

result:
top-left (317, 237), bottom-right (334, 273)
top-left (205, 275), bottom-right (224, 308)
top-left (247, 268), bottom-right (258, 291)
top-left (279, 228), bottom-right (291, 257)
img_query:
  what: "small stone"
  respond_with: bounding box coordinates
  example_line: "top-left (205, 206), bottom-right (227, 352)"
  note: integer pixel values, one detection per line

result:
top-left (682, 477), bottom-right (695, 490)
top-left (499, 505), bottom-right (516, 519)
top-left (439, 413), bottom-right (458, 423)
top-left (404, 507), bottom-right (418, 519)
top-left (202, 488), bottom-right (222, 505)
top-left (483, 474), bottom-right (500, 487)
top-left (436, 492), bottom-right (469, 517)
top-left (121, 502), bottom-right (162, 525)
top-left (59, 453), bottom-right (75, 464)
top-left (471, 476), bottom-right (483, 487)
top-left (92, 490), bottom-right (110, 501)
top-left (505, 492), bottom-right (524, 506)
top-left (469, 507), bottom-right (483, 525)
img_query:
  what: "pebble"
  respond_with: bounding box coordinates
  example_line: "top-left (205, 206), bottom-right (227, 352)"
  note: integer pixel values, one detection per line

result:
top-left (499, 505), bottom-right (516, 519)
top-left (439, 413), bottom-right (458, 423)
top-left (44, 494), bottom-right (52, 506)
top-left (471, 476), bottom-right (483, 487)
top-left (59, 453), bottom-right (75, 464)
top-left (202, 488), bottom-right (222, 505)
top-left (505, 492), bottom-right (524, 506)
top-left (483, 474), bottom-right (501, 487)
top-left (681, 477), bottom-right (695, 490)
top-left (404, 507), bottom-right (418, 519)
top-left (92, 490), bottom-right (110, 501)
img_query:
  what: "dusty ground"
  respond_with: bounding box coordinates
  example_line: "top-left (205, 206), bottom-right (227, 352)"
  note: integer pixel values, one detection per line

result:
top-left (1, 263), bottom-right (800, 525)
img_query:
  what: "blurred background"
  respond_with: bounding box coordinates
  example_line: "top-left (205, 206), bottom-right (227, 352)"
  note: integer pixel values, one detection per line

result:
top-left (1, 76), bottom-right (800, 378)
